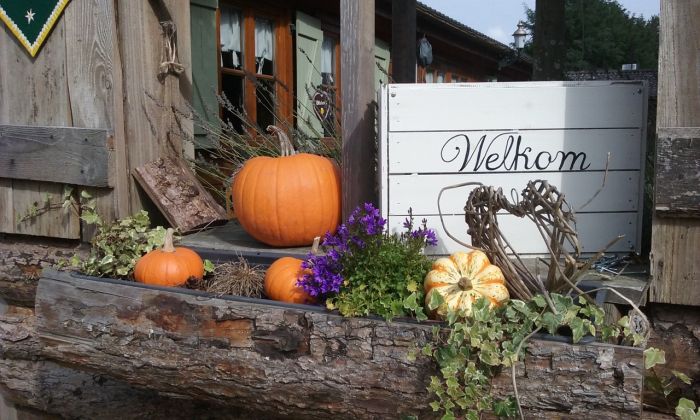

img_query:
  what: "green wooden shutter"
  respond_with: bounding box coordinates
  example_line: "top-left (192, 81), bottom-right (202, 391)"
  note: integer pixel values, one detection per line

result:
top-left (295, 11), bottom-right (323, 138)
top-left (190, 0), bottom-right (219, 147)
top-left (375, 39), bottom-right (391, 92)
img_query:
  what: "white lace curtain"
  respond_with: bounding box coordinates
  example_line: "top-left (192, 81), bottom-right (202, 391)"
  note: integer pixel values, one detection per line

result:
top-left (255, 18), bottom-right (273, 73)
top-left (220, 7), bottom-right (241, 67)
top-left (321, 37), bottom-right (334, 75)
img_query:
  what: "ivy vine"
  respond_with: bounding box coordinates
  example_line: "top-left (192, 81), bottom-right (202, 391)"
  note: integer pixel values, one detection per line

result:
top-left (418, 292), bottom-right (644, 419)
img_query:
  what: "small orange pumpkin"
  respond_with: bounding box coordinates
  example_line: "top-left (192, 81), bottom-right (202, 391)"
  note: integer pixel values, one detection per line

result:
top-left (264, 237), bottom-right (318, 304)
top-left (232, 126), bottom-right (341, 247)
top-left (264, 257), bottom-right (315, 304)
top-left (134, 228), bottom-right (204, 287)
top-left (424, 250), bottom-right (509, 319)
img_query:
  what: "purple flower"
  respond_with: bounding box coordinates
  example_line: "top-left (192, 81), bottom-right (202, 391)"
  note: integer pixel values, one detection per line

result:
top-left (424, 229), bottom-right (438, 247)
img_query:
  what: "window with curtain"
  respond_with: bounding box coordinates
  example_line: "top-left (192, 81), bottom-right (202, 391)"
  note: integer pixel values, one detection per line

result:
top-left (219, 3), bottom-right (287, 132)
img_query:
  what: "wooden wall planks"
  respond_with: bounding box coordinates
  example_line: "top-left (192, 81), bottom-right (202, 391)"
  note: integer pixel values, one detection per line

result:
top-left (650, 0), bottom-right (700, 306)
top-left (64, 0), bottom-right (125, 239)
top-left (0, 17), bottom-right (80, 239)
top-left (116, 0), bottom-right (193, 214)
top-left (0, 0), bottom-right (193, 241)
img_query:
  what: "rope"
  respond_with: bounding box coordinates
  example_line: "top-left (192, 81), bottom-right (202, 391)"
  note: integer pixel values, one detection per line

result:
top-left (159, 21), bottom-right (184, 80)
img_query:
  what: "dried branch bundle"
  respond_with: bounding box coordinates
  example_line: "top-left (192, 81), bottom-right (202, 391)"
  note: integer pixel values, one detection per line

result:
top-left (453, 180), bottom-right (622, 301)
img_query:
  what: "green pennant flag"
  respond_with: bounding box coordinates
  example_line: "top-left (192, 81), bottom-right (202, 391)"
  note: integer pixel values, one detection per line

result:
top-left (0, 0), bottom-right (71, 57)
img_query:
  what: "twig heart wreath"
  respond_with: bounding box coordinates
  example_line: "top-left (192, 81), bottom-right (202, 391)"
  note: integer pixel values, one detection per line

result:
top-left (436, 159), bottom-right (633, 305)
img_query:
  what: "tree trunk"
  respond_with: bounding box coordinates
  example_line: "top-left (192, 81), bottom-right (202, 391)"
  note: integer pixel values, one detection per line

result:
top-left (30, 269), bottom-right (644, 419)
top-left (533, 0), bottom-right (566, 80)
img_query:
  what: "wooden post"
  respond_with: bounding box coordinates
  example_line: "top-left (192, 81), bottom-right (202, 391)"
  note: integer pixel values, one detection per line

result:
top-left (391, 0), bottom-right (416, 83)
top-left (341, 0), bottom-right (376, 218)
top-left (650, 0), bottom-right (700, 306)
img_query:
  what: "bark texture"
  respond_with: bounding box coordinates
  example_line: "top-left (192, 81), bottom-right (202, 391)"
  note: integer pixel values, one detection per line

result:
top-left (0, 235), bottom-right (87, 307)
top-left (32, 269), bottom-right (644, 419)
top-left (0, 307), bottom-right (264, 419)
top-left (132, 157), bottom-right (228, 233)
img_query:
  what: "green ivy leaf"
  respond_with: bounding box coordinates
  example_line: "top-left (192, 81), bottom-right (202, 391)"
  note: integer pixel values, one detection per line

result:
top-left (672, 370), bottom-right (692, 385)
top-left (203, 259), bottom-right (215, 274)
top-left (676, 398), bottom-right (700, 420)
top-left (403, 292), bottom-right (420, 311)
top-left (644, 347), bottom-right (667, 370)
top-left (569, 317), bottom-right (586, 343)
top-left (540, 312), bottom-right (560, 335)
top-left (81, 210), bottom-right (101, 225)
top-left (428, 291), bottom-right (445, 311)
top-left (532, 294), bottom-right (547, 308)
top-left (493, 397), bottom-right (517, 418)
top-left (414, 307), bottom-right (428, 322)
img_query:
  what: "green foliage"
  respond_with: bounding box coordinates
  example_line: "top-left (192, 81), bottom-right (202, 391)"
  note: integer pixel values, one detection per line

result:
top-left (643, 347), bottom-right (699, 415)
top-left (326, 233), bottom-right (431, 321)
top-left (644, 347), bottom-right (666, 370)
top-left (69, 204), bottom-right (167, 279)
top-left (422, 293), bottom-right (639, 418)
top-left (524, 0), bottom-right (659, 71)
top-left (676, 398), bottom-right (700, 420)
top-left (17, 185), bottom-right (78, 223)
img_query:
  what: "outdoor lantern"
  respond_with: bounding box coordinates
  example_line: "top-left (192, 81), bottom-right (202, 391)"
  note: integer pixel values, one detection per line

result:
top-left (513, 21), bottom-right (527, 50)
top-left (498, 21), bottom-right (528, 70)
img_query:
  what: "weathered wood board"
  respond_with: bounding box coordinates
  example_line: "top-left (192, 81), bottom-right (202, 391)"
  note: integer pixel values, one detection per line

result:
top-left (340, 0), bottom-right (377, 217)
top-left (655, 127), bottom-right (700, 217)
top-left (0, 125), bottom-right (112, 187)
top-left (651, 0), bottom-right (700, 306)
top-left (34, 269), bottom-right (643, 419)
top-left (133, 157), bottom-right (227, 233)
top-left (379, 82), bottom-right (648, 256)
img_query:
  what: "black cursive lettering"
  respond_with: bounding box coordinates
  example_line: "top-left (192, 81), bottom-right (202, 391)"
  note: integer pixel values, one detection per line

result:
top-left (439, 131), bottom-right (591, 172)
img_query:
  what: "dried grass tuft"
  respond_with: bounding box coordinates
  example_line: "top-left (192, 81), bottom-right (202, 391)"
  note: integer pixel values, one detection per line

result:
top-left (186, 258), bottom-right (265, 298)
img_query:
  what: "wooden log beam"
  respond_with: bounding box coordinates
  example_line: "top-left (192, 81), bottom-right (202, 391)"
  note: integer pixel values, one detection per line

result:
top-left (391, 0), bottom-right (416, 83)
top-left (0, 307), bottom-right (257, 419)
top-left (655, 127), bottom-right (700, 217)
top-left (341, 0), bottom-right (377, 218)
top-left (0, 125), bottom-right (112, 187)
top-left (34, 270), bottom-right (643, 418)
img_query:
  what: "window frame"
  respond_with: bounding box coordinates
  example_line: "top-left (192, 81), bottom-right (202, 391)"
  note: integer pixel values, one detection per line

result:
top-left (216, 1), bottom-right (293, 129)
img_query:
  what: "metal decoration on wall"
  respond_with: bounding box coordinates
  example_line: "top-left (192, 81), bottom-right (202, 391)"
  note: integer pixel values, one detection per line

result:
top-left (312, 88), bottom-right (331, 123)
top-left (0, 0), bottom-right (71, 57)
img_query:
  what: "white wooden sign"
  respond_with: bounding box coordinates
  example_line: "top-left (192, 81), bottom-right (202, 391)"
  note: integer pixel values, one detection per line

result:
top-left (378, 81), bottom-right (647, 256)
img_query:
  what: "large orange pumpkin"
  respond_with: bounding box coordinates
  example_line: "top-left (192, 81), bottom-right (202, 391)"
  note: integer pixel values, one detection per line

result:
top-left (232, 126), bottom-right (341, 247)
top-left (134, 228), bottom-right (204, 287)
top-left (264, 257), bottom-right (315, 304)
top-left (424, 250), bottom-right (509, 319)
